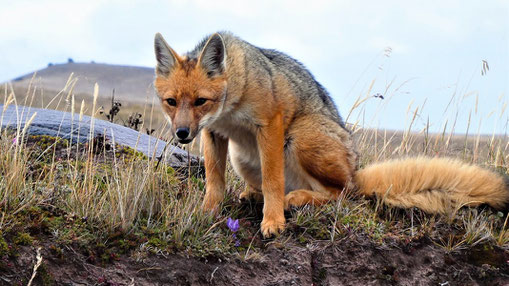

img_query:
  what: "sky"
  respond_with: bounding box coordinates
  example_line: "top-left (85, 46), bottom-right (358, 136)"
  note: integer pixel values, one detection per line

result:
top-left (1, 0), bottom-right (508, 134)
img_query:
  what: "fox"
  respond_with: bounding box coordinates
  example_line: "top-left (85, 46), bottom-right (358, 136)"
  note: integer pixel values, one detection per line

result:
top-left (153, 31), bottom-right (509, 237)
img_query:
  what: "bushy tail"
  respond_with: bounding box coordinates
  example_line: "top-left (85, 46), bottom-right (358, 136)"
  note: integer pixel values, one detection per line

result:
top-left (354, 157), bottom-right (509, 213)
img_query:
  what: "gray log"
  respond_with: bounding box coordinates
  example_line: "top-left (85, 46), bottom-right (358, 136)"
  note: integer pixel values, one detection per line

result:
top-left (0, 104), bottom-right (200, 169)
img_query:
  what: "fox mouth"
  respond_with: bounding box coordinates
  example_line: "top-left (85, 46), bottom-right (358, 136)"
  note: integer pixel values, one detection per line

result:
top-left (177, 139), bottom-right (193, 144)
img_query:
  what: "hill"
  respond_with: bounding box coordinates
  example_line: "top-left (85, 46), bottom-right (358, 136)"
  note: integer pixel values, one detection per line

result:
top-left (8, 62), bottom-right (157, 104)
top-left (5, 62), bottom-right (170, 132)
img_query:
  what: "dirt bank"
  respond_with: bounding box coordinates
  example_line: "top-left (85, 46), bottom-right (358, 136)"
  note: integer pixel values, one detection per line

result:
top-left (3, 236), bottom-right (508, 286)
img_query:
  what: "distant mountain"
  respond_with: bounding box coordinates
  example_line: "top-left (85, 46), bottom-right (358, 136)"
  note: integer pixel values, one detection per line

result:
top-left (8, 62), bottom-right (157, 103)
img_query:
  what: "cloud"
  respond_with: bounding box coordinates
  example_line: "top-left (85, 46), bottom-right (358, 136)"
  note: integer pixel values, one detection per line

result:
top-left (0, 0), bottom-right (101, 39)
top-left (0, 0), bottom-right (105, 76)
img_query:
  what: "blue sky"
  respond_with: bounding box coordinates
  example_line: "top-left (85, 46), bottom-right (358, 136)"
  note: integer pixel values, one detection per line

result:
top-left (1, 0), bottom-right (507, 134)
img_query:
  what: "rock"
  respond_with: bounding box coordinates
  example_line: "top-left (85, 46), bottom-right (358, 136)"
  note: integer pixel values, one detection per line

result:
top-left (0, 104), bottom-right (200, 169)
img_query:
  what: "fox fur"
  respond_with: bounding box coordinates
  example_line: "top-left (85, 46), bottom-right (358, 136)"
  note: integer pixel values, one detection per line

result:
top-left (153, 31), bottom-right (509, 237)
top-left (355, 157), bottom-right (509, 213)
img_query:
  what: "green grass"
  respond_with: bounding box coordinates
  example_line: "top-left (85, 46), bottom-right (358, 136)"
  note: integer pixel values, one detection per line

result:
top-left (0, 76), bottom-right (508, 268)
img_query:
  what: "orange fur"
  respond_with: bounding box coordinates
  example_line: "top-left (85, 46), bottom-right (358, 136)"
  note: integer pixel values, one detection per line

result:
top-left (201, 129), bottom-right (228, 211)
top-left (256, 111), bottom-right (286, 237)
top-left (355, 157), bottom-right (509, 213)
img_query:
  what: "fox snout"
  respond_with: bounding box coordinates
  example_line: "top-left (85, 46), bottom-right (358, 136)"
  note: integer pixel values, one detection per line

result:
top-left (175, 127), bottom-right (192, 144)
top-left (171, 106), bottom-right (198, 144)
top-left (176, 127), bottom-right (190, 140)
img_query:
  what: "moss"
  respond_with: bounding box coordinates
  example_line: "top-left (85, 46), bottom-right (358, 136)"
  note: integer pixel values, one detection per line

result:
top-left (28, 135), bottom-right (70, 162)
top-left (48, 244), bottom-right (64, 259)
top-left (116, 239), bottom-right (129, 254)
top-left (148, 237), bottom-right (167, 248)
top-left (13, 232), bottom-right (33, 246)
top-left (101, 252), bottom-right (112, 263)
top-left (0, 234), bottom-right (9, 256)
top-left (114, 145), bottom-right (148, 162)
top-left (44, 216), bottom-right (65, 230)
top-left (26, 206), bottom-right (42, 216)
top-left (467, 244), bottom-right (506, 267)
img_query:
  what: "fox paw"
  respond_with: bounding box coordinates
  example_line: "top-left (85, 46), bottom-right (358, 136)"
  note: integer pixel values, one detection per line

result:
top-left (239, 189), bottom-right (263, 202)
top-left (201, 199), bottom-right (220, 214)
top-left (260, 217), bottom-right (285, 238)
top-left (284, 192), bottom-right (304, 210)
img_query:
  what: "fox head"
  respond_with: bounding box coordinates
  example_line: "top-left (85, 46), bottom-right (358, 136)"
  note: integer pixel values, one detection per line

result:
top-left (154, 33), bottom-right (227, 144)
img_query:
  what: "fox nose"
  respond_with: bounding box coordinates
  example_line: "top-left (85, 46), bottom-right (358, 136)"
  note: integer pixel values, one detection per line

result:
top-left (176, 127), bottom-right (190, 139)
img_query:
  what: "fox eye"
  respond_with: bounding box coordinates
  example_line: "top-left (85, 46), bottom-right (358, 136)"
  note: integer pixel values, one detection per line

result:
top-left (194, 98), bottom-right (207, 106)
top-left (166, 98), bottom-right (177, 106)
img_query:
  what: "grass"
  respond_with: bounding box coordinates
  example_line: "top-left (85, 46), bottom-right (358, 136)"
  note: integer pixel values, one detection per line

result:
top-left (0, 74), bottom-right (508, 270)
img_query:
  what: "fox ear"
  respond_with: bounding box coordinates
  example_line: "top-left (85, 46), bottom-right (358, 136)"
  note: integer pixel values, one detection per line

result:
top-left (154, 33), bottom-right (179, 77)
top-left (198, 33), bottom-right (226, 77)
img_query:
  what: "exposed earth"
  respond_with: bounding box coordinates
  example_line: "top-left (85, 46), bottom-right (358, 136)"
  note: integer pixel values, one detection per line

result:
top-left (3, 234), bottom-right (508, 285)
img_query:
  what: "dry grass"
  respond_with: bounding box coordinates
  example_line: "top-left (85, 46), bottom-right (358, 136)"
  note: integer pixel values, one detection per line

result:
top-left (0, 73), bottom-right (508, 261)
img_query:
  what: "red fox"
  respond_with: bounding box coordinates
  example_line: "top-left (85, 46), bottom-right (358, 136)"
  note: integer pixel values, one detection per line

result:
top-left (153, 32), bottom-right (509, 237)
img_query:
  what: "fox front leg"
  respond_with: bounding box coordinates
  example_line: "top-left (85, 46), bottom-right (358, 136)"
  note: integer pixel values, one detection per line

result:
top-left (201, 129), bottom-right (229, 212)
top-left (256, 112), bottom-right (286, 237)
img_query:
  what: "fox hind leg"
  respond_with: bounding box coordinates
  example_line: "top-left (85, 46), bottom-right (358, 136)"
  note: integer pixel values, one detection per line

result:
top-left (284, 115), bottom-right (356, 209)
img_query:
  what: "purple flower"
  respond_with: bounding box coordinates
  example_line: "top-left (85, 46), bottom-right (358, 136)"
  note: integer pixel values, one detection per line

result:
top-left (226, 218), bottom-right (241, 247)
top-left (227, 218), bottom-right (239, 233)
top-left (12, 137), bottom-right (17, 144)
